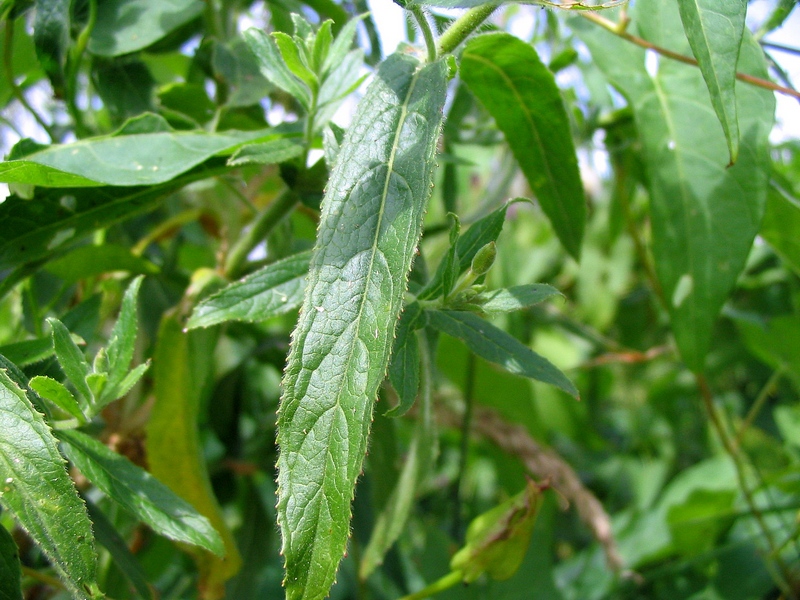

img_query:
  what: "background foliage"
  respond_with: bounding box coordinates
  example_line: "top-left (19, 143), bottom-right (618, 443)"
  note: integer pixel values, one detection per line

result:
top-left (1, 0), bottom-right (799, 599)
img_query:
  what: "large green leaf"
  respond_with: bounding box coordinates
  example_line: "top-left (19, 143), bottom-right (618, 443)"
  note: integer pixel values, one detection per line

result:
top-left (461, 33), bottom-right (585, 259)
top-left (58, 429), bottom-right (224, 555)
top-left (33, 0), bottom-right (70, 95)
top-left (88, 0), bottom-right (205, 57)
top-left (188, 250), bottom-right (311, 329)
top-left (573, 1), bottom-right (774, 371)
top-left (278, 53), bottom-right (447, 600)
top-left (0, 370), bottom-right (100, 600)
top-left (426, 310), bottom-right (579, 398)
top-left (760, 184), bottom-right (800, 275)
top-left (676, 0), bottom-right (747, 163)
top-left (0, 522), bottom-right (22, 600)
top-left (0, 129), bottom-right (270, 187)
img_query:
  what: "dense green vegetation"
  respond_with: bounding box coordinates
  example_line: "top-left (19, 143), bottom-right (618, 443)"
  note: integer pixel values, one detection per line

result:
top-left (1, 0), bottom-right (799, 598)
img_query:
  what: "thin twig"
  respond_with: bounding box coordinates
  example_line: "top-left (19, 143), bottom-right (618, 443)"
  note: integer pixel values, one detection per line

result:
top-left (581, 12), bottom-right (800, 101)
top-left (697, 375), bottom-right (797, 598)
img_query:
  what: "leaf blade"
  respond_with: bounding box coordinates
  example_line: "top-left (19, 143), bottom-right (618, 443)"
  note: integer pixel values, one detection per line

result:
top-left (278, 53), bottom-right (447, 600)
top-left (677, 0), bottom-right (747, 163)
top-left (461, 33), bottom-right (586, 259)
top-left (58, 429), bottom-right (224, 555)
top-left (426, 310), bottom-right (578, 398)
top-left (0, 370), bottom-right (99, 599)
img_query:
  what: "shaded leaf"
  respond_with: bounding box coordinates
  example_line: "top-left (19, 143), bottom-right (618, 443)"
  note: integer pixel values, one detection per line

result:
top-left (33, 0), bottom-right (70, 95)
top-left (426, 310), bottom-right (578, 398)
top-left (461, 33), bottom-right (585, 259)
top-left (278, 53), bottom-right (447, 600)
top-left (188, 250), bottom-right (311, 329)
top-left (45, 244), bottom-right (159, 283)
top-left (573, 2), bottom-right (774, 371)
top-left (760, 184), bottom-right (800, 275)
top-left (89, 0), bottom-right (204, 57)
top-left (146, 316), bottom-right (241, 593)
top-left (0, 370), bottom-right (99, 600)
top-left (677, 0), bottom-right (746, 163)
top-left (58, 429), bottom-right (224, 555)
top-left (386, 302), bottom-right (424, 417)
top-left (0, 522), bottom-right (22, 600)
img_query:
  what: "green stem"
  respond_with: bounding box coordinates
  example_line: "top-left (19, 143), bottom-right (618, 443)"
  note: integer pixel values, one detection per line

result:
top-left (733, 368), bottom-right (783, 450)
top-left (400, 570), bottom-right (463, 600)
top-left (66, 0), bottom-right (98, 137)
top-left (410, 5), bottom-right (437, 64)
top-left (697, 375), bottom-right (796, 598)
top-left (436, 3), bottom-right (498, 58)
top-left (3, 20), bottom-right (54, 139)
top-left (224, 189), bottom-right (299, 278)
top-left (451, 352), bottom-right (476, 540)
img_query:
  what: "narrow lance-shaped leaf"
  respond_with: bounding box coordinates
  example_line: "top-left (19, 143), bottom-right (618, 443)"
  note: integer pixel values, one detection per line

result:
top-left (278, 53), bottom-right (447, 600)
top-left (58, 429), bottom-right (224, 556)
top-left (677, 0), bottom-right (747, 164)
top-left (573, 0), bottom-right (774, 371)
top-left (426, 310), bottom-right (579, 398)
top-left (461, 33), bottom-right (586, 259)
top-left (386, 302), bottom-right (424, 418)
top-left (188, 250), bottom-right (312, 329)
top-left (0, 370), bottom-right (100, 600)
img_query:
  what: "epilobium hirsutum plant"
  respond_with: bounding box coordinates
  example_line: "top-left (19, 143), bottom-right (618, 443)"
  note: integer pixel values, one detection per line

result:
top-left (1, 0), bottom-right (797, 598)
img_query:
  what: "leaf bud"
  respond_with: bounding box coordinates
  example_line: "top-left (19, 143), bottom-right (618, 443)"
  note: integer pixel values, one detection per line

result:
top-left (469, 241), bottom-right (496, 277)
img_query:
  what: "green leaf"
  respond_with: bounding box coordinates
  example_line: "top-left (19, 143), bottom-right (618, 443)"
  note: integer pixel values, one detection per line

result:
top-left (476, 284), bottom-right (562, 313)
top-left (88, 0), bottom-right (205, 57)
top-left (94, 59), bottom-right (156, 125)
top-left (45, 244), bottom-right (159, 283)
top-left (426, 310), bottom-right (579, 398)
top-left (188, 250), bottom-right (312, 329)
top-left (103, 276), bottom-right (143, 396)
top-left (273, 32), bottom-right (318, 89)
top-left (450, 479), bottom-right (544, 582)
top-left (419, 203), bottom-right (509, 300)
top-left (146, 316), bottom-right (241, 592)
top-left (0, 129), bottom-right (271, 187)
top-left (48, 318), bottom-right (92, 403)
top-left (227, 138), bottom-right (305, 167)
top-left (0, 370), bottom-right (99, 600)
top-left (572, 2), bottom-right (774, 371)
top-left (322, 14), bottom-right (365, 76)
top-left (58, 429), bottom-right (224, 555)
top-left (0, 338), bottom-right (55, 368)
top-left (760, 184), bottom-right (800, 275)
top-left (0, 522), bottom-right (22, 600)
top-left (243, 28), bottom-right (312, 108)
top-left (667, 488), bottom-right (736, 557)
top-left (85, 500), bottom-right (154, 600)
top-left (677, 0), bottom-right (746, 164)
top-left (440, 214), bottom-right (462, 299)
top-left (28, 375), bottom-right (84, 421)
top-left (33, 0), bottom-right (70, 95)
top-left (461, 33), bottom-right (586, 259)
top-left (361, 331), bottom-right (435, 577)
top-left (386, 302), bottom-right (424, 417)
top-left (737, 314), bottom-right (800, 392)
top-left (278, 53), bottom-right (447, 600)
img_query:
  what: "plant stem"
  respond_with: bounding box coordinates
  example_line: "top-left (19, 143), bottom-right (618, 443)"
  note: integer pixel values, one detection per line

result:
top-left (400, 569), bottom-right (462, 600)
top-left (410, 5), bottom-right (437, 64)
top-left (451, 352), bottom-right (476, 541)
top-left (224, 188), bottom-right (299, 279)
top-left (733, 368), bottom-right (783, 450)
top-left (3, 20), bottom-right (54, 139)
top-left (696, 375), bottom-right (796, 598)
top-left (581, 11), bottom-right (800, 101)
top-left (436, 3), bottom-right (498, 58)
top-left (66, 0), bottom-right (98, 137)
